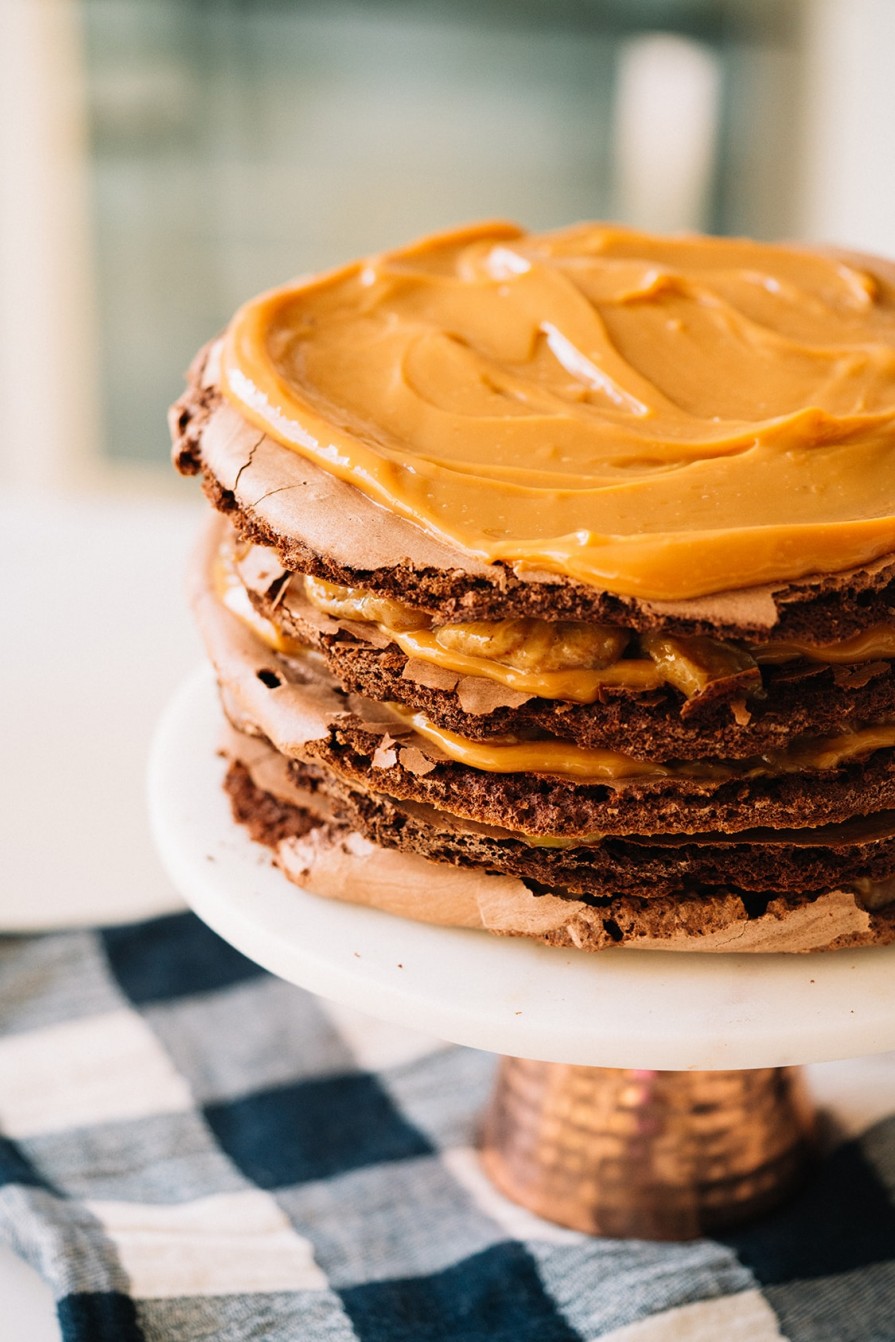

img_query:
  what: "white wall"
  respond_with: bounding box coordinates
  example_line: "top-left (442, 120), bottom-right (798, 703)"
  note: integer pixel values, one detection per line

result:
top-left (798, 0), bottom-right (895, 254)
top-left (0, 0), bottom-right (100, 488)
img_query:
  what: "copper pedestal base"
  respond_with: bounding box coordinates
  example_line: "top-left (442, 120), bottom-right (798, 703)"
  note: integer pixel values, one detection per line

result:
top-left (480, 1057), bottom-right (816, 1240)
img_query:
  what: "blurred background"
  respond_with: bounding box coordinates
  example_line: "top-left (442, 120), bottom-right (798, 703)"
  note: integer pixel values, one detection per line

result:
top-left (2, 0), bottom-right (895, 490)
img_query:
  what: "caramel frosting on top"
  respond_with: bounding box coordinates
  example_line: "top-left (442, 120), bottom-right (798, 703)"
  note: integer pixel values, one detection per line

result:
top-left (221, 221), bottom-right (895, 601)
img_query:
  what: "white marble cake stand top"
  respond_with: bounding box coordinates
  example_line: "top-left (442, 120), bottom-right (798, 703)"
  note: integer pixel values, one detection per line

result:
top-left (149, 668), bottom-right (895, 1071)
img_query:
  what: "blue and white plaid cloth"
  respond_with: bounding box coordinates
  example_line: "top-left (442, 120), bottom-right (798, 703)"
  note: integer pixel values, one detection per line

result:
top-left (2, 911), bottom-right (895, 1341)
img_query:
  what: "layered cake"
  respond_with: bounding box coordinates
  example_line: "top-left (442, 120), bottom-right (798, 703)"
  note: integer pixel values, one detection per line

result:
top-left (170, 221), bottom-right (895, 952)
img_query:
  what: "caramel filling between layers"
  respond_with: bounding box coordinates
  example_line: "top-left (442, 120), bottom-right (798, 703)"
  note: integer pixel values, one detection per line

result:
top-left (302, 575), bottom-right (663, 700)
top-left (217, 532), bottom-right (895, 707)
top-left (212, 540), bottom-right (895, 786)
top-left (221, 221), bottom-right (895, 600)
top-left (391, 706), bottom-right (895, 785)
top-left (215, 549), bottom-right (306, 656)
top-left (301, 574), bottom-right (895, 705)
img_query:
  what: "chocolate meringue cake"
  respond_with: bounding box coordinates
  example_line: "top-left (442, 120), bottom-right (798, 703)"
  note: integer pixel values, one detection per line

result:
top-left (170, 221), bottom-right (895, 951)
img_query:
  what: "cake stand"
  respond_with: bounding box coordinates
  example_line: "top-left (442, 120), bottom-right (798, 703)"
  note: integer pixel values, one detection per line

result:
top-left (149, 669), bottom-right (895, 1240)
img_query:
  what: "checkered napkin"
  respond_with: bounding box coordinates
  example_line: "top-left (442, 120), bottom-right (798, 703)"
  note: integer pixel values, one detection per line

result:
top-left (2, 914), bottom-right (895, 1342)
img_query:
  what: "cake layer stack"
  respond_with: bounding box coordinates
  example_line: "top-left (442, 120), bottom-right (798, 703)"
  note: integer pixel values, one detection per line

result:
top-left (171, 223), bottom-right (895, 951)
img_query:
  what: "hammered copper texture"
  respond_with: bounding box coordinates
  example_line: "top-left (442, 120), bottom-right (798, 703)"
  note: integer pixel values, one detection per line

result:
top-left (480, 1058), bottom-right (816, 1240)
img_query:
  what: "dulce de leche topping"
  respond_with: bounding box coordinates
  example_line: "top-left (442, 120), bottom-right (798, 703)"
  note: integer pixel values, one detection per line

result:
top-left (221, 221), bottom-right (895, 600)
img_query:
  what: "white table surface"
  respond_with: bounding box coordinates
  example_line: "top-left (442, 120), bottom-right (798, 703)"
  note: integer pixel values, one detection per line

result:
top-left (2, 487), bottom-right (201, 929)
top-left (1, 486), bottom-right (204, 1335)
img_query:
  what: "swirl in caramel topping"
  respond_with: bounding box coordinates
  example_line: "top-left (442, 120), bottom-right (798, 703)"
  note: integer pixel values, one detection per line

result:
top-left (221, 221), bottom-right (895, 600)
